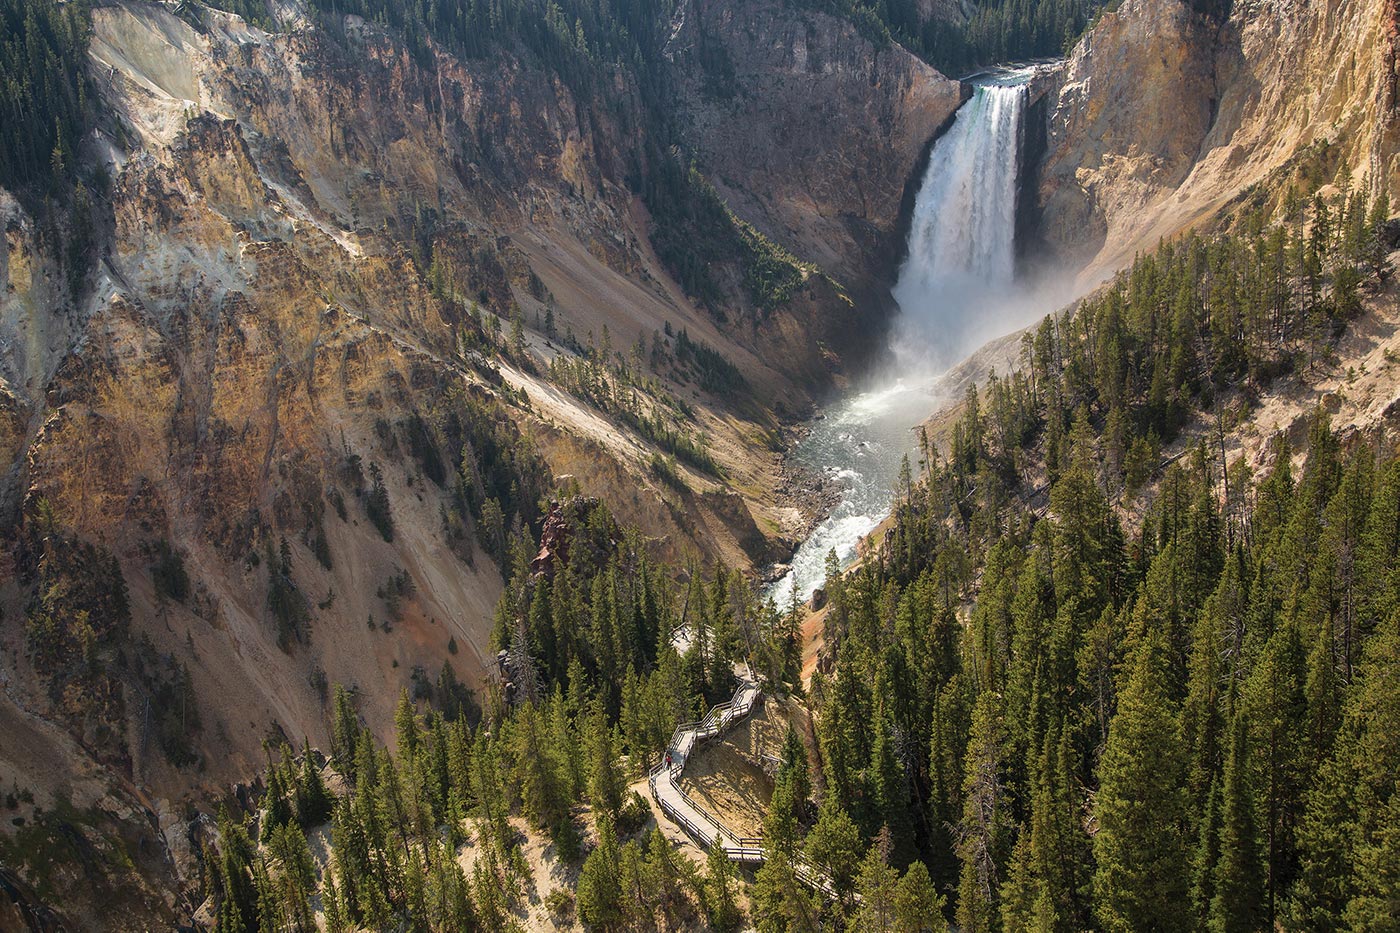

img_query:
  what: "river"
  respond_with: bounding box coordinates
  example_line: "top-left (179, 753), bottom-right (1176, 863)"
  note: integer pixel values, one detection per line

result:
top-left (769, 68), bottom-right (1040, 607)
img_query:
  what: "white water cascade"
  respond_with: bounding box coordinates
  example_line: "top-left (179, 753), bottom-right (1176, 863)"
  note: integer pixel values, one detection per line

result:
top-left (892, 79), bottom-right (1029, 369)
top-left (769, 73), bottom-right (1034, 610)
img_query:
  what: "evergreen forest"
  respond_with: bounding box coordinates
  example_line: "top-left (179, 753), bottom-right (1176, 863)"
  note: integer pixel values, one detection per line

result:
top-left (201, 173), bottom-right (1400, 933)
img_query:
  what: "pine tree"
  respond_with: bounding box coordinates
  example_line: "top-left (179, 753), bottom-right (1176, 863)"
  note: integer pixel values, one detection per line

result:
top-left (547, 691), bottom-right (584, 800)
top-left (803, 797), bottom-right (863, 909)
top-left (1242, 619), bottom-right (1308, 922)
top-left (617, 839), bottom-right (648, 929)
top-left (1364, 189), bottom-right (1392, 280)
top-left (999, 831), bottom-right (1039, 932)
top-left (322, 864), bottom-right (348, 933)
top-left (751, 853), bottom-right (821, 933)
top-left (1208, 712), bottom-right (1266, 933)
top-left (1292, 628), bottom-right (1400, 928)
top-left (754, 769), bottom-right (820, 932)
top-left (1304, 620), bottom-right (1340, 773)
top-left (704, 843), bottom-right (743, 932)
top-left (870, 698), bottom-right (916, 865)
top-left (1028, 725), bottom-right (1091, 931)
top-left (956, 691), bottom-right (1011, 933)
top-left (586, 704), bottom-right (625, 817)
top-left (928, 676), bottom-right (970, 892)
top-left (330, 685), bottom-right (361, 773)
top-left (644, 829), bottom-right (690, 928)
top-left (1093, 631), bottom-right (1190, 932)
top-left (895, 859), bottom-right (948, 933)
top-left (214, 811), bottom-right (260, 933)
top-left (514, 702), bottom-right (566, 831)
top-left (266, 822), bottom-right (316, 931)
top-left (294, 747), bottom-right (334, 827)
top-left (261, 764), bottom-right (294, 842)
top-left (1191, 774), bottom-right (1223, 928)
top-left (425, 840), bottom-right (475, 929)
top-left (365, 462), bottom-right (395, 542)
top-left (1343, 792), bottom-right (1400, 931)
top-left (780, 723), bottom-right (812, 821)
top-left (853, 844), bottom-right (901, 931)
top-left (395, 690), bottom-right (420, 763)
top-left (578, 812), bottom-right (623, 929)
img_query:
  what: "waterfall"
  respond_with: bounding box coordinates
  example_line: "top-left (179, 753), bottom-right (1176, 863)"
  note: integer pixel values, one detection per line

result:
top-left (767, 75), bottom-right (1036, 609)
top-left (891, 80), bottom-right (1029, 367)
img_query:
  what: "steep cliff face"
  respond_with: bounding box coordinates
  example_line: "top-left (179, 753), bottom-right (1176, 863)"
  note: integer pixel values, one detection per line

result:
top-left (1039, 0), bottom-right (1400, 278)
top-left (665, 0), bottom-right (966, 295)
top-left (1036, 0), bottom-right (1220, 270)
top-left (6, 2), bottom-right (567, 777)
top-left (0, 3), bottom-right (973, 920)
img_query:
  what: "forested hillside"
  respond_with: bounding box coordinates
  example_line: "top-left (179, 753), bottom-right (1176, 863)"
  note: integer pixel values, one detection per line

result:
top-left (181, 180), bottom-right (1399, 931)
top-left (805, 180), bottom-right (1398, 931)
top-left (792, 0), bottom-right (1110, 75)
top-left (0, 0), bottom-right (94, 194)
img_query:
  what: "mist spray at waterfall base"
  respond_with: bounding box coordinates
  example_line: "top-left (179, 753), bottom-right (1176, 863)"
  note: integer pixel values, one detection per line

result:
top-left (770, 70), bottom-right (1063, 608)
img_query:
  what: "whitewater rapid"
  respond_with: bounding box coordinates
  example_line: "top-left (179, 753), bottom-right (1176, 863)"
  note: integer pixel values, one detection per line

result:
top-left (770, 74), bottom-right (1032, 609)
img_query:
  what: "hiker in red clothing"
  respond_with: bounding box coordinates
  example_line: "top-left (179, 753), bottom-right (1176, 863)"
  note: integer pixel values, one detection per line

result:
top-left (666, 752), bottom-right (673, 770)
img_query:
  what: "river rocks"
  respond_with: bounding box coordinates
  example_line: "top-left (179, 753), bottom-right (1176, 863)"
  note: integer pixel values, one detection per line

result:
top-left (761, 562), bottom-right (792, 585)
top-left (776, 454), bottom-right (842, 532)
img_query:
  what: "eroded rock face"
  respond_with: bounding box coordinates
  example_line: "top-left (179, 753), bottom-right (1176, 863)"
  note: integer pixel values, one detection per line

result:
top-left (0, 2), bottom-right (629, 885)
top-left (1037, 0), bottom-right (1221, 270)
top-left (665, 0), bottom-right (965, 291)
top-left (530, 496), bottom-right (602, 579)
top-left (0, 6), bottom-right (723, 919)
top-left (1039, 0), bottom-right (1400, 278)
top-left (0, 2), bottom-right (978, 881)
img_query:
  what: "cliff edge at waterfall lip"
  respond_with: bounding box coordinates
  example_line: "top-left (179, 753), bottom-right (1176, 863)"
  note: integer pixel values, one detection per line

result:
top-left (960, 59), bottom-right (1065, 96)
top-left (961, 60), bottom-right (1061, 81)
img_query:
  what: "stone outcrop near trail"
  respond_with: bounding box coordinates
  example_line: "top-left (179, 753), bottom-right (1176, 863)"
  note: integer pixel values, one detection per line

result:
top-left (1038, 0), bottom-right (1400, 279)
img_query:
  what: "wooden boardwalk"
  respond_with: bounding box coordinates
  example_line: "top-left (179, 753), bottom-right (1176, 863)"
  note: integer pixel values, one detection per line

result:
top-left (646, 668), bottom-right (842, 899)
top-left (648, 670), bottom-right (764, 861)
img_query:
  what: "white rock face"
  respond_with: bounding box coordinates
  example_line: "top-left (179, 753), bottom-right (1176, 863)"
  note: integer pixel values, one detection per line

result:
top-left (1039, 0), bottom-right (1400, 281)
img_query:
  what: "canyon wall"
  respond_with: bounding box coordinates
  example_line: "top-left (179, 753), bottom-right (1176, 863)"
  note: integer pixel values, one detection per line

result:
top-left (1039, 0), bottom-right (1400, 279)
top-left (665, 0), bottom-right (966, 295)
top-left (0, 2), bottom-right (968, 922)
